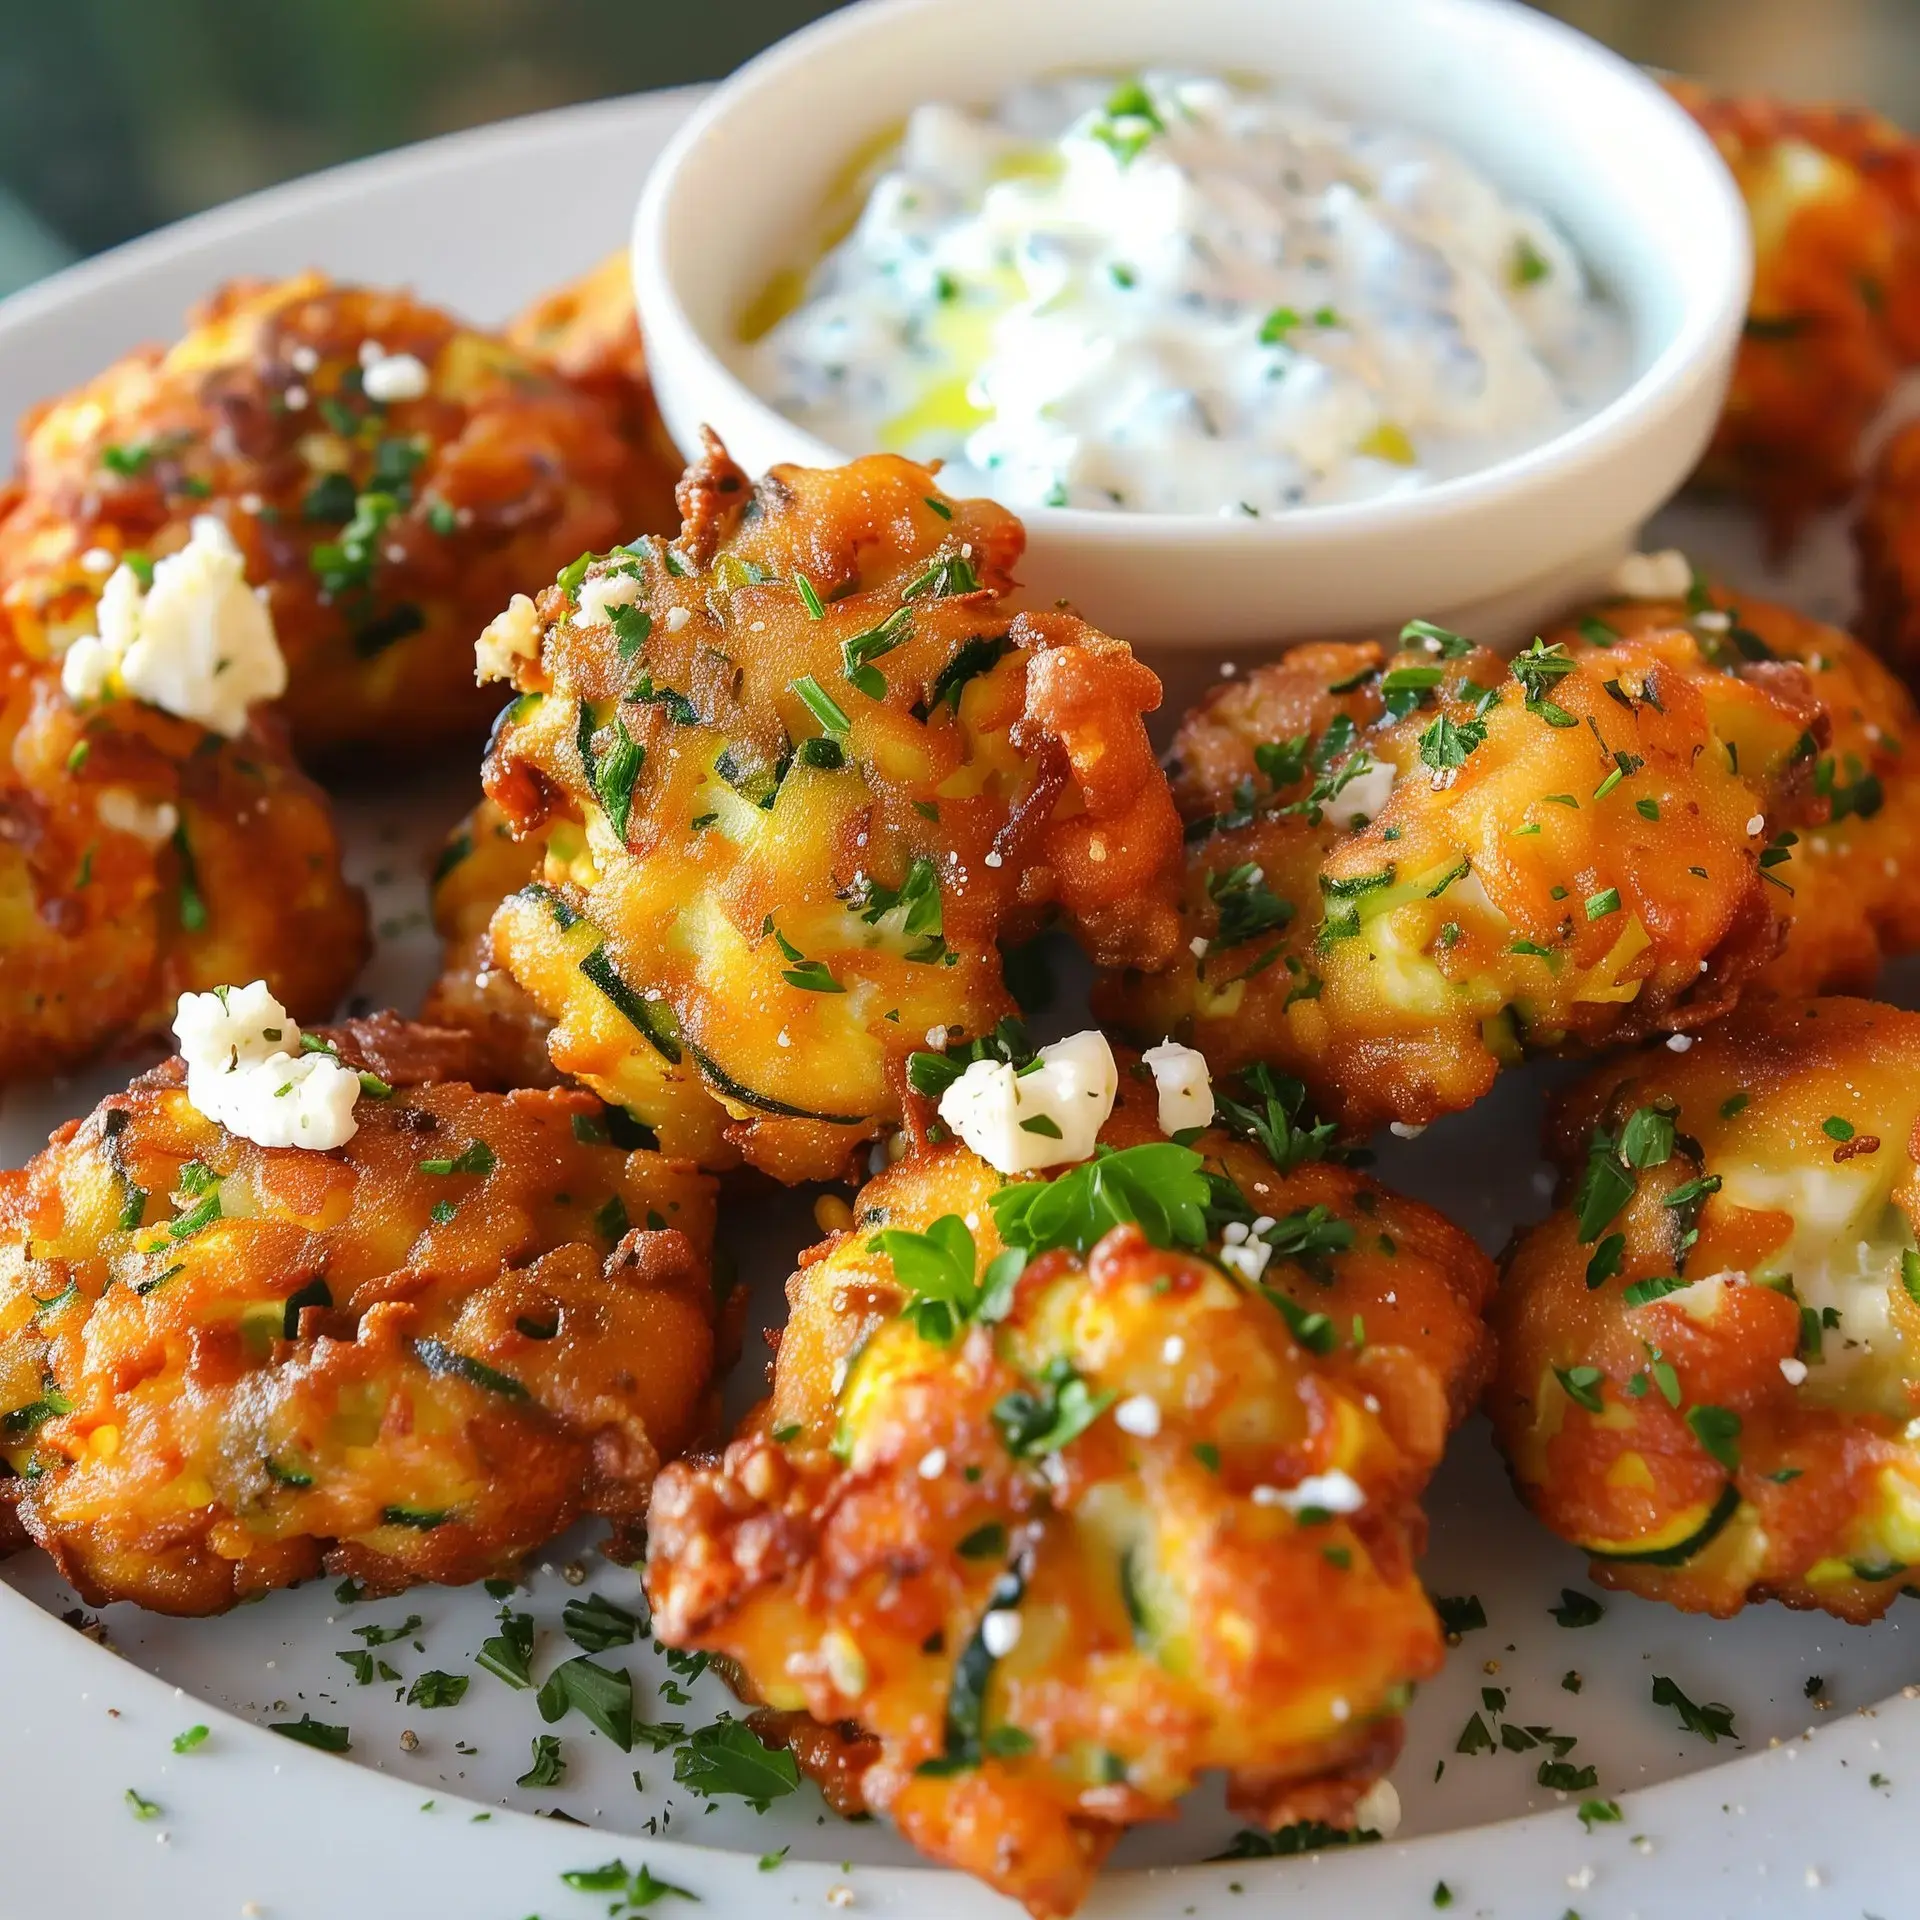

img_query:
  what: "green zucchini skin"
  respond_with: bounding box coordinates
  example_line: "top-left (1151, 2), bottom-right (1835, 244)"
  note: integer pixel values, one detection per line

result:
top-left (1584, 1480), bottom-right (1742, 1567)
top-left (686, 1039), bottom-right (870, 1127)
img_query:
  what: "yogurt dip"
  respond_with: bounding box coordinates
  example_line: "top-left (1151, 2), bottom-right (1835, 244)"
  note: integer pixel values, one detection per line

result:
top-left (745, 71), bottom-right (1632, 517)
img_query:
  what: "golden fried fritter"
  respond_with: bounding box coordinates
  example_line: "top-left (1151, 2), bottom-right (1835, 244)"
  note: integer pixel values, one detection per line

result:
top-left (0, 1014), bottom-right (717, 1614)
top-left (1545, 580), bottom-right (1920, 997)
top-left (421, 797), bottom-right (555, 1090)
top-left (1669, 82), bottom-right (1920, 541)
top-left (477, 434), bottom-right (1184, 1182)
top-left (1489, 995), bottom-right (1920, 1622)
top-left (646, 1056), bottom-right (1494, 1916)
top-left (0, 272), bottom-right (665, 761)
top-left (1851, 417), bottom-right (1920, 695)
top-left (505, 251), bottom-right (685, 537)
top-left (0, 655), bottom-right (366, 1081)
top-left (1097, 622), bottom-right (1824, 1137)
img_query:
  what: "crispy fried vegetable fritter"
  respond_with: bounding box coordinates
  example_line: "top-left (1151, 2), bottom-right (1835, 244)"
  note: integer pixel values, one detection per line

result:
top-left (1490, 996), bottom-right (1920, 1622)
top-left (505, 251), bottom-right (685, 538)
top-left (0, 1015), bottom-right (717, 1614)
top-left (478, 435), bottom-right (1184, 1182)
top-left (1671, 86), bottom-right (1920, 509)
top-left (0, 656), bottom-right (366, 1081)
top-left (0, 272), bottom-right (665, 760)
top-left (1669, 82), bottom-right (1920, 541)
top-left (1097, 622), bottom-right (1824, 1136)
top-left (646, 1059), bottom-right (1494, 1916)
top-left (1546, 581), bottom-right (1920, 997)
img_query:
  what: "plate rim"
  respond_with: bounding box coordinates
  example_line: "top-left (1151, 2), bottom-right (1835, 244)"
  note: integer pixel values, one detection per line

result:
top-left (0, 81), bottom-right (1910, 1920)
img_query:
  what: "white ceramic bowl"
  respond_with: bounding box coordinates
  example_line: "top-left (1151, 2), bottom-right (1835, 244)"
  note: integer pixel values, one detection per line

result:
top-left (633, 0), bottom-right (1750, 652)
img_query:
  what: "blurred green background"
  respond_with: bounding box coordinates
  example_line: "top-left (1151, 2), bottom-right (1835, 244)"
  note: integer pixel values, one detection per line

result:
top-left (0, 0), bottom-right (1913, 295)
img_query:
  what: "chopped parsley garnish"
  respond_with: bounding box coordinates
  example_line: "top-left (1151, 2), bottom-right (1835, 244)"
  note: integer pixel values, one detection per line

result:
top-left (1685, 1403), bottom-right (1741, 1471)
top-left (125, 1789), bottom-right (161, 1821)
top-left (271, 1715), bottom-right (349, 1753)
top-left (841, 605), bottom-right (912, 698)
top-left (1207, 861), bottom-right (1293, 946)
top-left (518, 1735), bottom-right (566, 1788)
top-left (588, 716), bottom-right (646, 842)
top-left (477, 1610), bottom-right (536, 1689)
top-left (537, 1656), bottom-right (635, 1751)
top-left (1555, 1365), bottom-right (1605, 1413)
top-left (764, 919), bottom-right (843, 993)
top-left (1418, 710), bottom-right (1486, 773)
top-left (1650, 1674), bottom-right (1737, 1743)
top-left (1584, 887), bottom-right (1621, 920)
top-left (870, 1213), bottom-right (1024, 1345)
top-left (791, 672), bottom-right (851, 735)
top-left (671, 1719), bottom-right (801, 1810)
top-left (992, 1357), bottom-right (1115, 1457)
top-left (172, 1725), bottom-right (210, 1754)
top-left (1433, 1593), bottom-right (1486, 1636)
top-left (1551, 1588), bottom-right (1604, 1628)
top-left (406, 1670), bottom-right (469, 1709)
top-left (419, 1139), bottom-right (497, 1177)
top-left (1511, 235), bottom-right (1552, 285)
top-left (990, 1142), bottom-right (1210, 1257)
top-left (1215, 1065), bottom-right (1341, 1173)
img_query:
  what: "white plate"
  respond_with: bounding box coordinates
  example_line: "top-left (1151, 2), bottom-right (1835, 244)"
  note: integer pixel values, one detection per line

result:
top-left (2, 88), bottom-right (1916, 1920)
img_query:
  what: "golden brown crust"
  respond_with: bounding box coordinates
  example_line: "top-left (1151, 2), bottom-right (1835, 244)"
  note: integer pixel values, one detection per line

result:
top-left (1546, 583), bottom-right (1920, 997)
top-left (477, 435), bottom-right (1183, 1180)
top-left (1668, 82), bottom-right (1920, 542)
top-left (1489, 995), bottom-right (1920, 1622)
top-left (645, 1062), bottom-right (1493, 1916)
top-left (0, 272), bottom-right (666, 760)
top-left (0, 1022), bottom-right (717, 1613)
top-left (0, 654), bottom-right (366, 1082)
top-left (1098, 623), bottom-right (1823, 1135)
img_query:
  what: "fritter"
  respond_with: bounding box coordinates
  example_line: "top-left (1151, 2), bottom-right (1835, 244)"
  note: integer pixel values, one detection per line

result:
top-left (1851, 416), bottom-right (1920, 698)
top-left (504, 251), bottom-right (685, 538)
top-left (1489, 995), bottom-right (1920, 1623)
top-left (1669, 81), bottom-right (1920, 542)
top-left (646, 1048), bottom-right (1495, 1917)
top-left (421, 797), bottom-right (556, 1091)
top-left (477, 434), bottom-right (1184, 1183)
top-left (0, 1010), bottom-right (718, 1614)
top-left (1096, 620), bottom-right (1824, 1137)
top-left (0, 271), bottom-right (662, 760)
top-left (1545, 576), bottom-right (1920, 997)
top-left (0, 654), bottom-right (366, 1081)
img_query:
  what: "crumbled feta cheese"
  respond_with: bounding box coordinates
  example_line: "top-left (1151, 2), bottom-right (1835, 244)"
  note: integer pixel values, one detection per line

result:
top-left (1351, 1777), bottom-right (1401, 1838)
top-left (1610, 549), bottom-right (1692, 601)
top-left (172, 980), bottom-right (362, 1150)
top-left (575, 569), bottom-right (643, 628)
top-left (1113, 1394), bottom-right (1162, 1438)
top-left (917, 1448), bottom-right (947, 1479)
top-left (979, 1609), bottom-right (1022, 1657)
top-left (665, 605), bottom-right (692, 632)
top-left (1218, 1237), bottom-right (1274, 1283)
top-left (1388, 1120), bottom-right (1426, 1140)
top-left (1270, 1468), bottom-right (1366, 1514)
top-left (1666, 1034), bottom-right (1694, 1052)
top-left (1745, 814), bottom-right (1764, 836)
top-left (61, 517), bottom-right (286, 736)
top-left (1338, 755), bottom-right (1398, 827)
top-left (360, 350), bottom-right (431, 404)
top-left (475, 593), bottom-right (542, 684)
top-left (936, 1028), bottom-right (1117, 1174)
top-left (1162, 1335), bottom-right (1185, 1364)
top-left (1188, 935), bottom-right (1210, 958)
top-left (1693, 609), bottom-right (1731, 633)
top-left (1780, 1356), bottom-right (1809, 1385)
top-left (79, 546), bottom-right (115, 575)
top-left (983, 849), bottom-right (1003, 868)
top-left (1142, 1038), bottom-right (1214, 1136)
top-left (96, 789), bottom-right (179, 845)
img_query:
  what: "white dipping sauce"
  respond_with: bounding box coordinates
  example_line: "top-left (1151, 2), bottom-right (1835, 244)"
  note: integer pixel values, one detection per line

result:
top-left (746, 72), bottom-right (1632, 517)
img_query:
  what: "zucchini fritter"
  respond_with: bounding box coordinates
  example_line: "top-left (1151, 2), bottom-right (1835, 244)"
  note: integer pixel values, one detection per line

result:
top-left (0, 656), bottom-right (366, 1081)
top-left (0, 1014), bottom-right (718, 1614)
top-left (1545, 580), bottom-right (1920, 997)
top-left (1097, 621), bottom-right (1824, 1136)
top-left (1670, 81), bottom-right (1920, 540)
top-left (646, 1056), bottom-right (1494, 1916)
top-left (1852, 416), bottom-right (1920, 697)
top-left (0, 272), bottom-right (663, 760)
top-left (477, 434), bottom-right (1184, 1182)
top-left (505, 251), bottom-right (685, 538)
top-left (1489, 996), bottom-right (1920, 1622)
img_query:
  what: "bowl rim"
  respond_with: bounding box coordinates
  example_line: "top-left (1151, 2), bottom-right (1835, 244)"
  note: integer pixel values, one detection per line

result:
top-left (632, 0), bottom-right (1753, 549)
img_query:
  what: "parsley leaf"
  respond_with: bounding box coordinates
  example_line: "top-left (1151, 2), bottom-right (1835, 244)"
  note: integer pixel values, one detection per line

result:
top-left (1650, 1674), bottom-right (1737, 1743)
top-left (671, 1719), bottom-right (801, 1810)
